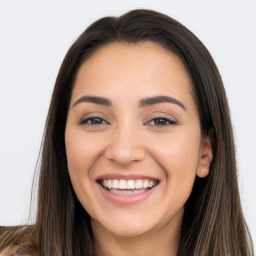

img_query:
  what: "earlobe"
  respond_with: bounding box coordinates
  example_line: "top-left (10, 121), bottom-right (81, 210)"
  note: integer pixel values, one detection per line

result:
top-left (197, 129), bottom-right (214, 178)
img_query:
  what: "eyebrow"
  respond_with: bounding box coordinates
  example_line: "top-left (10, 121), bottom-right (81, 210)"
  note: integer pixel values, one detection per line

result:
top-left (139, 96), bottom-right (186, 111)
top-left (72, 96), bottom-right (112, 108)
top-left (72, 95), bottom-right (186, 111)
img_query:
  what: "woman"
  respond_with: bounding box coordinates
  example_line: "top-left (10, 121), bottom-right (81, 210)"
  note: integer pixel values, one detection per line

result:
top-left (0, 9), bottom-right (254, 256)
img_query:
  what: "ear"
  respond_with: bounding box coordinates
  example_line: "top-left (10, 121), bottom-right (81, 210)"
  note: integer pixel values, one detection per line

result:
top-left (197, 129), bottom-right (214, 178)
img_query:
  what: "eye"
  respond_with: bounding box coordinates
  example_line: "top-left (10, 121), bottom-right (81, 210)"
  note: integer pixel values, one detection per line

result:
top-left (146, 117), bottom-right (177, 126)
top-left (80, 117), bottom-right (109, 125)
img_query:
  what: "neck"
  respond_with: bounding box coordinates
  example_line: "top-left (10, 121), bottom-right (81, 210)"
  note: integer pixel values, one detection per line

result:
top-left (91, 210), bottom-right (183, 256)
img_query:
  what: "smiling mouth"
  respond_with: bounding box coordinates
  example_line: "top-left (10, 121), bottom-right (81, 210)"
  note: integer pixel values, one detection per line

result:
top-left (98, 179), bottom-right (159, 195)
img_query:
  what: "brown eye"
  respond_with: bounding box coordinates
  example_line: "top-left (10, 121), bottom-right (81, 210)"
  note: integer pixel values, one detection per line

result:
top-left (147, 117), bottom-right (176, 126)
top-left (80, 117), bottom-right (109, 125)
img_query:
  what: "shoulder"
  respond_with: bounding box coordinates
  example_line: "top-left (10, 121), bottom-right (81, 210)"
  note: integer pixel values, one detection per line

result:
top-left (0, 247), bottom-right (33, 256)
top-left (14, 247), bottom-right (33, 256)
top-left (0, 226), bottom-right (35, 256)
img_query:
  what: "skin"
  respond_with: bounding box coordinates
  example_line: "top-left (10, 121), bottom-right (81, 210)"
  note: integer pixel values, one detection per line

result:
top-left (65, 41), bottom-right (213, 256)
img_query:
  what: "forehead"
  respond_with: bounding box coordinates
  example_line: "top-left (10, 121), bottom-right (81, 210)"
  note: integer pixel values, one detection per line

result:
top-left (76, 41), bottom-right (190, 81)
top-left (71, 41), bottom-right (195, 110)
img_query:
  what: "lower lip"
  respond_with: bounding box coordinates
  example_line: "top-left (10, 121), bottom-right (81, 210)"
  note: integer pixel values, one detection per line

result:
top-left (97, 184), bottom-right (158, 205)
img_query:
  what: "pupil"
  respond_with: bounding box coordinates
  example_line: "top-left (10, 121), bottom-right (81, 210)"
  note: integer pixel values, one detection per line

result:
top-left (92, 118), bottom-right (101, 124)
top-left (156, 118), bottom-right (166, 125)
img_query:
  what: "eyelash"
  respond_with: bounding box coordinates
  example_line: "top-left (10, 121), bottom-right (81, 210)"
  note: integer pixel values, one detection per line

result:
top-left (80, 117), bottom-right (110, 125)
top-left (146, 117), bottom-right (177, 126)
top-left (80, 116), bottom-right (176, 126)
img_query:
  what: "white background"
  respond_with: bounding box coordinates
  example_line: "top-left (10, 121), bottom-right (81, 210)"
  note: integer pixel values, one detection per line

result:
top-left (0, 0), bottom-right (255, 248)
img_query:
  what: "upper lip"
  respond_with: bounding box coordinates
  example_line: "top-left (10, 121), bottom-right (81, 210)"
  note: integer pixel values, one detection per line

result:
top-left (96, 173), bottom-right (159, 181)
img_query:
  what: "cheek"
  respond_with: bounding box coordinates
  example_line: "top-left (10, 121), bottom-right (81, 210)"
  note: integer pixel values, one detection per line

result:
top-left (149, 131), bottom-right (201, 195)
top-left (65, 130), bottom-right (104, 176)
top-left (65, 130), bottom-right (104, 216)
top-left (66, 139), bottom-right (91, 175)
top-left (152, 131), bottom-right (200, 166)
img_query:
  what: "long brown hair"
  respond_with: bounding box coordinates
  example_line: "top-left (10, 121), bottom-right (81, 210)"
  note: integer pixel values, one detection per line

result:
top-left (0, 9), bottom-right (254, 256)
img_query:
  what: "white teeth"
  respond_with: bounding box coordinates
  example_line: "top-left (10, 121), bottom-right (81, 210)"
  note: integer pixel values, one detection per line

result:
top-left (149, 180), bottom-right (154, 187)
top-left (103, 180), bottom-right (108, 187)
top-left (143, 180), bottom-right (149, 188)
top-left (112, 179), bottom-right (119, 189)
top-left (119, 179), bottom-right (126, 189)
top-left (107, 179), bottom-right (112, 188)
top-left (111, 188), bottom-right (147, 195)
top-left (135, 180), bottom-right (143, 189)
top-left (101, 178), bottom-right (157, 190)
top-left (127, 180), bottom-right (135, 189)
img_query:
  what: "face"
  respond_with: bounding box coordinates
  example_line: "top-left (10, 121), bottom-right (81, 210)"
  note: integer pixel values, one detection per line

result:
top-left (65, 41), bottom-right (212, 238)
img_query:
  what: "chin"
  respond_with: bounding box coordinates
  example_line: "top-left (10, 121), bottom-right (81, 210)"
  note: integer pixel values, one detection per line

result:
top-left (105, 223), bottom-right (152, 238)
top-left (92, 213), bottom-right (157, 238)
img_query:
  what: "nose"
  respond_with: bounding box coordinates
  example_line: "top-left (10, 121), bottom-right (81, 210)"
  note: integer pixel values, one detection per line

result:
top-left (104, 125), bottom-right (146, 166)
